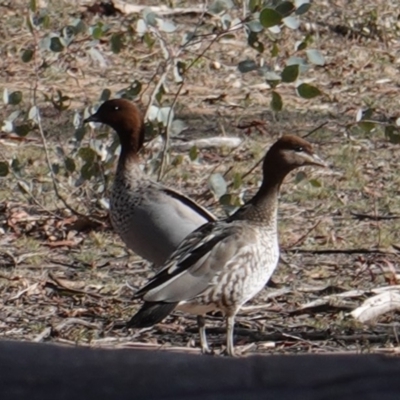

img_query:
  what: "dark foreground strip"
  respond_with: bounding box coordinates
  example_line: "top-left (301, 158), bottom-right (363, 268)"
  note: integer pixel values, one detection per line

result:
top-left (1, 340), bottom-right (399, 400)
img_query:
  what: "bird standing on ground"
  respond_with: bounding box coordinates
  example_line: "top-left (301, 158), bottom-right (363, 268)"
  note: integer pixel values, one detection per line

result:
top-left (127, 135), bottom-right (327, 356)
top-left (84, 99), bottom-right (216, 267)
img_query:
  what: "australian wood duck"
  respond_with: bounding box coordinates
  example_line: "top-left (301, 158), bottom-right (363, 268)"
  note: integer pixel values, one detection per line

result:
top-left (84, 99), bottom-right (216, 266)
top-left (126, 135), bottom-right (327, 356)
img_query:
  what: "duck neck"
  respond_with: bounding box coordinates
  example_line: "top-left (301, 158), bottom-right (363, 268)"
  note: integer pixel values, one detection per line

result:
top-left (232, 167), bottom-right (289, 226)
top-left (116, 125), bottom-right (145, 171)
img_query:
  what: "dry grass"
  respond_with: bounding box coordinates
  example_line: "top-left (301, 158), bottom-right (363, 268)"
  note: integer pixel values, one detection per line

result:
top-left (1, 0), bottom-right (400, 355)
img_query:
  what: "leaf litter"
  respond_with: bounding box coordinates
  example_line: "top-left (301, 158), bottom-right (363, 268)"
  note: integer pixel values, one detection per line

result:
top-left (1, 0), bottom-right (400, 355)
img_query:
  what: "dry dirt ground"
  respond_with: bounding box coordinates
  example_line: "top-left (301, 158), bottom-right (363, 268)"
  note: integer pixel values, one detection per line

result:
top-left (1, 0), bottom-right (400, 355)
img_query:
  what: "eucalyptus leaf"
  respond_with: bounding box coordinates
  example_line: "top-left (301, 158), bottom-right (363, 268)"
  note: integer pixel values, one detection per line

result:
top-left (238, 59), bottom-right (258, 73)
top-left (143, 8), bottom-right (157, 26)
top-left (28, 106), bottom-right (38, 122)
top-left (276, 1), bottom-right (295, 16)
top-left (281, 64), bottom-right (299, 83)
top-left (21, 49), bottom-right (34, 63)
top-left (158, 107), bottom-right (174, 126)
top-left (246, 21), bottom-right (263, 33)
top-left (170, 119), bottom-right (187, 136)
top-left (9, 91), bottom-right (23, 105)
top-left (306, 49), bottom-right (325, 66)
top-left (75, 127), bottom-right (86, 141)
top-left (296, 2), bottom-right (311, 15)
top-left (247, 32), bottom-right (264, 53)
top-left (159, 19), bottom-right (177, 33)
top-left (270, 91), bottom-right (283, 111)
top-left (260, 8), bottom-right (282, 28)
top-left (296, 83), bottom-right (321, 99)
top-left (309, 179), bottom-right (321, 188)
top-left (14, 124), bottom-right (32, 137)
top-left (100, 89), bottom-right (111, 101)
top-left (209, 173), bottom-right (227, 198)
top-left (209, 0), bottom-right (234, 14)
top-left (283, 16), bottom-right (300, 29)
top-left (189, 145), bottom-right (199, 161)
top-left (0, 162), bottom-right (9, 177)
top-left (110, 33), bottom-right (124, 54)
top-left (295, 171), bottom-right (306, 183)
top-left (136, 19), bottom-right (147, 36)
top-left (50, 36), bottom-right (64, 52)
top-left (357, 121), bottom-right (375, 133)
top-left (78, 147), bottom-right (97, 163)
top-left (385, 125), bottom-right (400, 144)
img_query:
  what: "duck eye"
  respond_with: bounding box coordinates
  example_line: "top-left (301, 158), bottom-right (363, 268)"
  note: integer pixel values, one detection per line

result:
top-left (294, 146), bottom-right (303, 152)
top-left (114, 106), bottom-right (119, 111)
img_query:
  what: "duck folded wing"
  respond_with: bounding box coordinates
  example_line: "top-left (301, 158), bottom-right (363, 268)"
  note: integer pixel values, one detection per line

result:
top-left (134, 222), bottom-right (249, 303)
top-left (160, 186), bottom-right (217, 223)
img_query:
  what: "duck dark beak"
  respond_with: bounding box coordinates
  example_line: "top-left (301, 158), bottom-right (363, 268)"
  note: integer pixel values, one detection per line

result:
top-left (302, 152), bottom-right (329, 168)
top-left (83, 113), bottom-right (100, 124)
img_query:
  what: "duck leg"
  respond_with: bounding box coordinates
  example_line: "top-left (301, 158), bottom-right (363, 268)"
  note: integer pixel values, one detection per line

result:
top-left (226, 314), bottom-right (236, 357)
top-left (197, 315), bottom-right (212, 354)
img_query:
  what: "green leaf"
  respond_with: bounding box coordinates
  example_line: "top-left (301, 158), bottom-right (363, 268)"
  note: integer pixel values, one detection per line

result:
top-left (100, 89), bottom-right (111, 101)
top-left (281, 64), bottom-right (299, 83)
top-left (14, 124), bottom-right (31, 137)
top-left (296, 83), bottom-right (321, 99)
top-left (64, 157), bottom-right (76, 173)
top-left (385, 125), bottom-right (400, 144)
top-left (74, 19), bottom-right (86, 34)
top-left (189, 145), bottom-right (199, 161)
top-left (11, 158), bottom-right (21, 172)
top-left (358, 121), bottom-right (375, 133)
top-left (9, 91), bottom-right (23, 105)
top-left (92, 25), bottom-right (103, 40)
top-left (0, 162), bottom-right (9, 177)
top-left (155, 84), bottom-right (165, 103)
top-left (271, 43), bottom-right (279, 57)
top-left (143, 32), bottom-right (155, 48)
top-left (21, 49), bottom-right (34, 63)
top-left (296, 2), bottom-right (311, 15)
top-left (111, 33), bottom-right (124, 54)
top-left (80, 163), bottom-right (96, 180)
top-left (247, 32), bottom-right (264, 53)
top-left (270, 91), bottom-right (283, 111)
top-left (309, 179), bottom-right (321, 188)
top-left (306, 49), bottom-right (325, 66)
top-left (233, 172), bottom-right (242, 190)
top-left (295, 40), bottom-right (307, 51)
top-left (78, 147), bottom-right (96, 163)
top-left (171, 155), bottom-right (184, 166)
top-left (122, 80), bottom-right (142, 100)
top-left (248, 0), bottom-right (261, 13)
top-left (238, 59), bottom-right (258, 73)
top-left (49, 37), bottom-right (64, 52)
top-left (260, 8), bottom-right (282, 28)
top-left (276, 1), bottom-right (295, 16)
top-left (52, 163), bottom-right (60, 175)
top-left (219, 193), bottom-right (241, 207)
top-left (30, 0), bottom-right (37, 12)
top-left (174, 61), bottom-right (185, 83)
